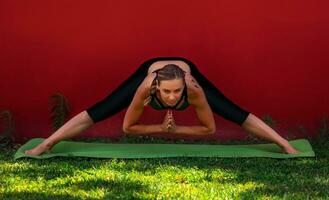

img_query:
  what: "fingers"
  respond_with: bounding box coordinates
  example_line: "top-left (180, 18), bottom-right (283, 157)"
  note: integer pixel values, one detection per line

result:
top-left (166, 109), bottom-right (173, 132)
top-left (166, 110), bottom-right (172, 120)
top-left (164, 109), bottom-right (176, 132)
top-left (167, 110), bottom-right (176, 132)
top-left (168, 109), bottom-right (173, 118)
top-left (167, 110), bottom-right (174, 123)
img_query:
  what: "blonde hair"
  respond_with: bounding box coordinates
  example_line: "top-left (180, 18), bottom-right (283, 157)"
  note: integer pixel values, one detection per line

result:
top-left (144, 64), bottom-right (186, 106)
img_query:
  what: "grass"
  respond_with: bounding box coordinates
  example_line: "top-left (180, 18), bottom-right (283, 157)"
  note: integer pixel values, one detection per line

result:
top-left (0, 135), bottom-right (328, 200)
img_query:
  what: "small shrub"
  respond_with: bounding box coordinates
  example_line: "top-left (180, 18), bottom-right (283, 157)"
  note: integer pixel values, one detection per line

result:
top-left (49, 92), bottom-right (71, 133)
top-left (245, 113), bottom-right (278, 143)
top-left (262, 113), bottom-right (278, 128)
top-left (0, 110), bottom-right (15, 148)
top-left (312, 115), bottom-right (329, 145)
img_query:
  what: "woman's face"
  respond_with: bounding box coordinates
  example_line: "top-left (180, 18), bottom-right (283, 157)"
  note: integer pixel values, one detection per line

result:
top-left (156, 78), bottom-right (185, 106)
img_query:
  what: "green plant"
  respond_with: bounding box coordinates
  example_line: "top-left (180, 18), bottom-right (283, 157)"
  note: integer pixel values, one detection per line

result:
top-left (313, 115), bottom-right (329, 145)
top-left (319, 115), bottom-right (329, 136)
top-left (0, 110), bottom-right (15, 148)
top-left (49, 92), bottom-right (71, 133)
top-left (296, 124), bottom-right (310, 139)
top-left (285, 127), bottom-right (298, 140)
top-left (261, 113), bottom-right (278, 128)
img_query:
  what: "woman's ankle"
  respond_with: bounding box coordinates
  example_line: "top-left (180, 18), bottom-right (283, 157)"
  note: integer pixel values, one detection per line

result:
top-left (278, 138), bottom-right (290, 148)
top-left (43, 139), bottom-right (56, 149)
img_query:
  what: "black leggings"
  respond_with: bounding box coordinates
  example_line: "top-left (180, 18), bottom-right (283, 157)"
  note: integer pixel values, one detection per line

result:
top-left (86, 57), bottom-right (250, 126)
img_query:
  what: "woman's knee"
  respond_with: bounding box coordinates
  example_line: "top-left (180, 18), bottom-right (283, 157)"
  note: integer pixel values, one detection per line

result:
top-left (240, 112), bottom-right (252, 127)
top-left (81, 110), bottom-right (95, 125)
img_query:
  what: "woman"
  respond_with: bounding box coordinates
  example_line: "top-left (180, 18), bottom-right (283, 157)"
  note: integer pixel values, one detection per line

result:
top-left (25, 56), bottom-right (300, 156)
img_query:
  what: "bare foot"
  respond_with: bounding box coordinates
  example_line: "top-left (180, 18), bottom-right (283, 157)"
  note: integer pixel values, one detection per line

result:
top-left (281, 145), bottom-right (300, 154)
top-left (25, 141), bottom-right (53, 156)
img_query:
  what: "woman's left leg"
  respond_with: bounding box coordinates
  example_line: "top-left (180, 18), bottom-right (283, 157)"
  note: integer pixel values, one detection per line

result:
top-left (185, 58), bottom-right (299, 154)
top-left (85, 58), bottom-right (156, 123)
top-left (240, 113), bottom-right (299, 153)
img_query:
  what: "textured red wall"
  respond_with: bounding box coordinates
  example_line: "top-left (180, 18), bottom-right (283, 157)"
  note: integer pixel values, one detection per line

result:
top-left (1, 0), bottom-right (329, 143)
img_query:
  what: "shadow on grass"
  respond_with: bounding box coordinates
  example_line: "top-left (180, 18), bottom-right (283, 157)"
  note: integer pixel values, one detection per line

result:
top-left (0, 187), bottom-right (148, 200)
top-left (0, 191), bottom-right (91, 200)
top-left (1, 136), bottom-right (328, 199)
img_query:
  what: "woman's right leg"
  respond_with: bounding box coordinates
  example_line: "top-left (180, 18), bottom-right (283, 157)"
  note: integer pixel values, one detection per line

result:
top-left (25, 110), bottom-right (94, 155)
top-left (25, 58), bottom-right (156, 156)
top-left (184, 58), bottom-right (251, 126)
top-left (184, 58), bottom-right (299, 154)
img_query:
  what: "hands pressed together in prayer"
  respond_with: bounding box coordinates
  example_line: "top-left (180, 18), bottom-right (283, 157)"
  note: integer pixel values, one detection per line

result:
top-left (161, 109), bottom-right (176, 133)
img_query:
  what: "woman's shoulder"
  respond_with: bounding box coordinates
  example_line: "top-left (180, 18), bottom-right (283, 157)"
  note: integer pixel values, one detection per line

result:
top-left (185, 73), bottom-right (209, 107)
top-left (185, 74), bottom-right (204, 98)
top-left (137, 72), bottom-right (157, 98)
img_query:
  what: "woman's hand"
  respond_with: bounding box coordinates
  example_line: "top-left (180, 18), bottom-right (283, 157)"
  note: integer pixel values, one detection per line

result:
top-left (161, 109), bottom-right (176, 133)
top-left (167, 110), bottom-right (176, 132)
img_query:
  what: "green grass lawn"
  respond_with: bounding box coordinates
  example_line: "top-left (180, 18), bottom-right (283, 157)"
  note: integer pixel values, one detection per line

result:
top-left (0, 135), bottom-right (328, 200)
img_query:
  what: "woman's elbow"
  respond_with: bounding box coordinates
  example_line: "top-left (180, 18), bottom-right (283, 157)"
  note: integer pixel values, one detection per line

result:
top-left (122, 125), bottom-right (131, 134)
top-left (209, 129), bottom-right (216, 134)
top-left (208, 125), bottom-right (216, 134)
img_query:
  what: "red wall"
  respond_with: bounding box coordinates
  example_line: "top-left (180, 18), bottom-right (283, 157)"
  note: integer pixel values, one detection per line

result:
top-left (1, 0), bottom-right (329, 143)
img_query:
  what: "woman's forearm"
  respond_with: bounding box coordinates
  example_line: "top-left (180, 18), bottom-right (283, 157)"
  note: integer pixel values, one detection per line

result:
top-left (174, 125), bottom-right (215, 135)
top-left (123, 124), bottom-right (215, 136)
top-left (123, 124), bottom-right (163, 135)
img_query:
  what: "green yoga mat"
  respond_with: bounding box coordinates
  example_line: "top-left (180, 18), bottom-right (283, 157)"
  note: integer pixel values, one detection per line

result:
top-left (14, 138), bottom-right (315, 160)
